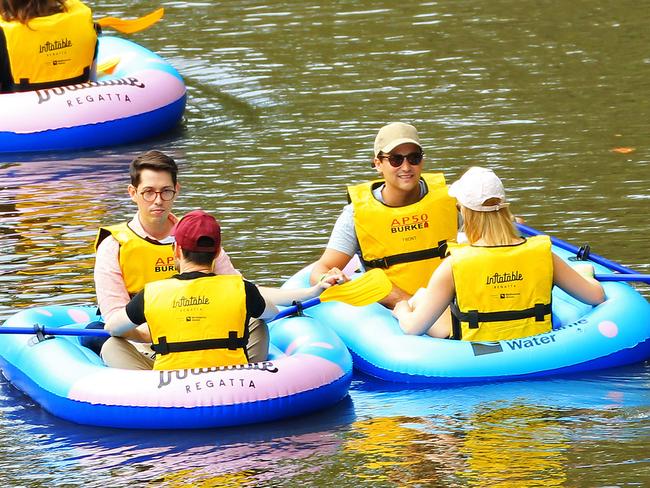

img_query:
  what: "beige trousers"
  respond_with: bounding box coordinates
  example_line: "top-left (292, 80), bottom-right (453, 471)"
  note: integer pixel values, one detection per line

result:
top-left (101, 318), bottom-right (270, 370)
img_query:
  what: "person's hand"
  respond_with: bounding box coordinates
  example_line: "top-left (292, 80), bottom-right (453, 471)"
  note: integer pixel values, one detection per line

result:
top-left (514, 216), bottom-right (526, 224)
top-left (392, 299), bottom-right (413, 319)
top-left (316, 267), bottom-right (349, 291)
top-left (572, 263), bottom-right (595, 279)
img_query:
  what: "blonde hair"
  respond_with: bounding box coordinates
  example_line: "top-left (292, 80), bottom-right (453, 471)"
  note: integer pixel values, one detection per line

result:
top-left (461, 198), bottom-right (519, 245)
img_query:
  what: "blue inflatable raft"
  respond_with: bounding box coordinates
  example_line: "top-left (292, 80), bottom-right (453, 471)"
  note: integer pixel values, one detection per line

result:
top-left (283, 228), bottom-right (650, 384)
top-left (0, 35), bottom-right (186, 153)
top-left (0, 307), bottom-right (352, 429)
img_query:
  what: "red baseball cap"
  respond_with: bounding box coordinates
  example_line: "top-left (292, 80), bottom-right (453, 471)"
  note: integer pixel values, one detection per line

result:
top-left (173, 210), bottom-right (221, 252)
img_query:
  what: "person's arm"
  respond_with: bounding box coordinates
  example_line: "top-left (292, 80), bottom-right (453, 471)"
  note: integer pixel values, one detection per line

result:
top-left (243, 281), bottom-right (280, 320)
top-left (105, 308), bottom-right (138, 337)
top-left (259, 269), bottom-right (345, 308)
top-left (105, 291), bottom-right (151, 341)
top-left (310, 206), bottom-right (358, 285)
top-left (94, 236), bottom-right (132, 322)
top-left (392, 258), bottom-right (455, 337)
top-left (552, 254), bottom-right (605, 305)
top-left (310, 248), bottom-right (353, 285)
top-left (212, 247), bottom-right (241, 275)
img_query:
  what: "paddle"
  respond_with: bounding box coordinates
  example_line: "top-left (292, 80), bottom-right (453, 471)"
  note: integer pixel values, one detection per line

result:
top-left (97, 57), bottom-right (120, 76)
top-left (0, 269), bottom-right (393, 337)
top-left (516, 222), bottom-right (638, 275)
top-left (516, 223), bottom-right (650, 283)
top-left (271, 268), bottom-right (393, 321)
top-left (594, 274), bottom-right (650, 284)
top-left (97, 8), bottom-right (164, 34)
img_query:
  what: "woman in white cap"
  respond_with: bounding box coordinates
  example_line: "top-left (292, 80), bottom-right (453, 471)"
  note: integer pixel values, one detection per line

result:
top-left (392, 166), bottom-right (605, 341)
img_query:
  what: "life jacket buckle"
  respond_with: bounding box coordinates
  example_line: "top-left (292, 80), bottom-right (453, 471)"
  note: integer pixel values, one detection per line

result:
top-left (364, 257), bottom-right (390, 269)
top-left (436, 240), bottom-right (449, 258)
top-left (467, 310), bottom-right (480, 329)
top-left (228, 331), bottom-right (239, 350)
top-left (154, 336), bottom-right (170, 355)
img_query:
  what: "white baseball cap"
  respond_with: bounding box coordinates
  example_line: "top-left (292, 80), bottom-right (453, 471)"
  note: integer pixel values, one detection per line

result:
top-left (373, 122), bottom-right (422, 158)
top-left (448, 166), bottom-right (509, 212)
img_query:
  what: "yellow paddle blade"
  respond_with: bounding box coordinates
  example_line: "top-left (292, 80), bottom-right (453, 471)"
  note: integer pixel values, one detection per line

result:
top-left (97, 8), bottom-right (164, 34)
top-left (320, 269), bottom-right (392, 307)
top-left (97, 56), bottom-right (120, 75)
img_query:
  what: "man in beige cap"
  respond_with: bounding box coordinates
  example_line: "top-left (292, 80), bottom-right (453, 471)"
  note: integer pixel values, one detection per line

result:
top-left (310, 122), bottom-right (459, 308)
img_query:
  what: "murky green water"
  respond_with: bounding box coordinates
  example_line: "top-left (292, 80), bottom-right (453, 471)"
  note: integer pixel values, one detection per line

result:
top-left (0, 1), bottom-right (649, 485)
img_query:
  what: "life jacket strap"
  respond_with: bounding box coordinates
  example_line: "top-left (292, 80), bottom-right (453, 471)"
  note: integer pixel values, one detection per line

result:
top-left (450, 302), bottom-right (462, 340)
top-left (450, 302), bottom-right (552, 329)
top-left (16, 66), bottom-right (90, 92)
top-left (152, 331), bottom-right (247, 356)
top-left (362, 240), bottom-right (448, 269)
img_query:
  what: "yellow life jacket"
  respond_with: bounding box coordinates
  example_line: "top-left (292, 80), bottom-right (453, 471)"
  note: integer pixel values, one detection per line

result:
top-left (449, 235), bottom-right (553, 341)
top-left (0, 0), bottom-right (96, 91)
top-left (348, 173), bottom-right (458, 295)
top-left (95, 223), bottom-right (176, 296)
top-left (144, 275), bottom-right (249, 371)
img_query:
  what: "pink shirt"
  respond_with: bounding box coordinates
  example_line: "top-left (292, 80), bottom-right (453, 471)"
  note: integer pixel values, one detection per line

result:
top-left (94, 213), bottom-right (239, 321)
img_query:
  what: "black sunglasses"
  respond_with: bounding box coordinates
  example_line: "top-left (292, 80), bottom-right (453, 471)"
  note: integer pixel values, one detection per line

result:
top-left (379, 152), bottom-right (424, 168)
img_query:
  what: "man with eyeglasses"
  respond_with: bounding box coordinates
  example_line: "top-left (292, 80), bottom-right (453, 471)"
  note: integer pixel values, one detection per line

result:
top-left (310, 122), bottom-right (458, 308)
top-left (84, 150), bottom-right (254, 364)
top-left (103, 209), bottom-right (343, 370)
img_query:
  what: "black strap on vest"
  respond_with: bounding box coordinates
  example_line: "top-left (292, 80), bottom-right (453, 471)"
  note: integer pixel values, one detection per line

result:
top-left (450, 309), bottom-right (462, 341)
top-left (362, 240), bottom-right (448, 270)
top-left (450, 302), bottom-right (551, 335)
top-left (16, 66), bottom-right (90, 92)
top-left (152, 331), bottom-right (247, 356)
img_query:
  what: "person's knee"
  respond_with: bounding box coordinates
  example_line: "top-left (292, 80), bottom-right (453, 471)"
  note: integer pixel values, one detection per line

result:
top-left (100, 337), bottom-right (125, 364)
top-left (101, 337), bottom-right (153, 370)
top-left (79, 321), bottom-right (108, 355)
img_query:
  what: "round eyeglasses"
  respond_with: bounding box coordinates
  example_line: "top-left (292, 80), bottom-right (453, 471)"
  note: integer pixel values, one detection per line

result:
top-left (139, 189), bottom-right (177, 202)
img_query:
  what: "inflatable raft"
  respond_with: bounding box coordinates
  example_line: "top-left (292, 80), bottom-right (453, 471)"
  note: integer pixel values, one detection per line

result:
top-left (0, 306), bottom-right (352, 429)
top-left (0, 35), bottom-right (186, 153)
top-left (283, 230), bottom-right (650, 384)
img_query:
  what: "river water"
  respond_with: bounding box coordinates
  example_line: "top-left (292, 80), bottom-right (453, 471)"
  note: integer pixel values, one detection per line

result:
top-left (0, 0), bottom-right (649, 485)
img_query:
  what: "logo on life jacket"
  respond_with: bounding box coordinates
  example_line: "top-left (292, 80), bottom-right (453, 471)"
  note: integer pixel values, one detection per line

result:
top-left (390, 213), bottom-right (429, 234)
top-left (486, 271), bottom-right (524, 285)
top-left (172, 295), bottom-right (211, 308)
top-left (154, 256), bottom-right (175, 273)
top-left (39, 38), bottom-right (72, 53)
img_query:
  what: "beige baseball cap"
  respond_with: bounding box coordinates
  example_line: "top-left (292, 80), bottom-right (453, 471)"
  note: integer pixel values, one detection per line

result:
top-left (373, 122), bottom-right (422, 158)
top-left (448, 167), bottom-right (509, 212)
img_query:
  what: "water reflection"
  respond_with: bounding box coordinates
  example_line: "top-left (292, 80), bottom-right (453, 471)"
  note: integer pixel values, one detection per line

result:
top-left (0, 155), bottom-right (134, 318)
top-left (0, 379), bottom-right (354, 486)
top-left (0, 0), bottom-right (649, 485)
top-left (459, 405), bottom-right (569, 487)
top-left (0, 353), bottom-right (648, 485)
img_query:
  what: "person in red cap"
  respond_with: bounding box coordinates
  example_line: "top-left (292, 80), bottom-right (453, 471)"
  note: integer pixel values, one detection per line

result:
top-left (392, 167), bottom-right (605, 341)
top-left (83, 151), bottom-right (244, 360)
top-left (310, 122), bottom-right (458, 309)
top-left (104, 210), bottom-right (342, 370)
